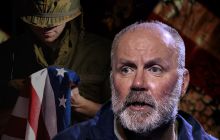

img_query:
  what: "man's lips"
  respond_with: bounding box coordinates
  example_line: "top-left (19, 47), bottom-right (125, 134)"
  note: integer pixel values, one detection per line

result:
top-left (126, 102), bottom-right (155, 111)
top-left (43, 33), bottom-right (52, 38)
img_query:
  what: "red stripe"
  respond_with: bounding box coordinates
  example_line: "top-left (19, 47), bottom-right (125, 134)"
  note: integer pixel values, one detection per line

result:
top-left (3, 115), bottom-right (27, 138)
top-left (28, 81), bottom-right (42, 137)
top-left (36, 112), bottom-right (50, 140)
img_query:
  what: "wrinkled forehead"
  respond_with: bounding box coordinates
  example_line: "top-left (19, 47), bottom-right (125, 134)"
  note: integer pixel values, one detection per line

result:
top-left (118, 27), bottom-right (177, 51)
top-left (111, 27), bottom-right (179, 68)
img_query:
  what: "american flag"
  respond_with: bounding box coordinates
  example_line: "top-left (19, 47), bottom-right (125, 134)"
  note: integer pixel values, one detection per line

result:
top-left (1, 66), bottom-right (80, 140)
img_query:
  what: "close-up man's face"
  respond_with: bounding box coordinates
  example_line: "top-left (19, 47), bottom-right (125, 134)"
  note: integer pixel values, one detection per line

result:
top-left (29, 23), bottom-right (66, 44)
top-left (111, 28), bottom-right (186, 134)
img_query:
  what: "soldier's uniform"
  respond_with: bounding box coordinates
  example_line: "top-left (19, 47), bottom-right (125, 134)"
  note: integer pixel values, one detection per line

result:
top-left (0, 0), bottom-right (111, 123)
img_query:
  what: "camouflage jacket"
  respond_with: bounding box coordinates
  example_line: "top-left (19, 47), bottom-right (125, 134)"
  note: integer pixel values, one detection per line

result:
top-left (0, 23), bottom-right (111, 109)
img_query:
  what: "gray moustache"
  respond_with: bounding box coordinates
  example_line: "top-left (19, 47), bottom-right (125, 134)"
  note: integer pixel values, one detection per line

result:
top-left (124, 91), bottom-right (156, 109)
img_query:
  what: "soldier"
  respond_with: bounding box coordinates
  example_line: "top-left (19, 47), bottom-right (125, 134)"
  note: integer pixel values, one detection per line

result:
top-left (0, 0), bottom-right (111, 124)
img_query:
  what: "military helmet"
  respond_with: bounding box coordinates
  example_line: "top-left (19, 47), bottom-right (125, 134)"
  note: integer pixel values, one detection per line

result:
top-left (19, 0), bottom-right (81, 27)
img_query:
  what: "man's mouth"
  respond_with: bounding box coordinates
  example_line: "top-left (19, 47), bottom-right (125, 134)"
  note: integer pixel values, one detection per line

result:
top-left (43, 33), bottom-right (52, 38)
top-left (126, 101), bottom-right (155, 111)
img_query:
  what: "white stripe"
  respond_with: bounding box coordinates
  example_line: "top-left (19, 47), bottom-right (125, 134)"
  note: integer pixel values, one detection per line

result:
top-left (30, 68), bottom-right (48, 103)
top-left (41, 75), bottom-right (58, 138)
top-left (25, 69), bottom-right (48, 140)
top-left (12, 97), bottom-right (29, 118)
top-left (25, 122), bottom-right (36, 140)
top-left (1, 135), bottom-right (24, 140)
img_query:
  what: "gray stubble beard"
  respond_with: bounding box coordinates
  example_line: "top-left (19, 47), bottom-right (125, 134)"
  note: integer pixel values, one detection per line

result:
top-left (111, 75), bottom-right (182, 135)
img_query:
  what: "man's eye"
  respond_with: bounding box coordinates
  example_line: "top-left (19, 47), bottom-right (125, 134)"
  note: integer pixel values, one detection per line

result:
top-left (148, 66), bottom-right (162, 75)
top-left (120, 66), bottom-right (133, 74)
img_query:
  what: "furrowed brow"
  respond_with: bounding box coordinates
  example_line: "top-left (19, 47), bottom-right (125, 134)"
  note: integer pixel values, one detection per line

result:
top-left (144, 58), bottom-right (169, 68)
top-left (119, 59), bottom-right (137, 68)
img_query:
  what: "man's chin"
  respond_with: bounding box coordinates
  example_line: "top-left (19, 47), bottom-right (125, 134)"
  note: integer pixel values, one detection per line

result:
top-left (44, 38), bottom-right (56, 43)
top-left (119, 108), bottom-right (155, 132)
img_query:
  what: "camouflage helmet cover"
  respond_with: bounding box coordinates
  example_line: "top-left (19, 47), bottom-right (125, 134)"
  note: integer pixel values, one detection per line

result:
top-left (20, 0), bottom-right (81, 27)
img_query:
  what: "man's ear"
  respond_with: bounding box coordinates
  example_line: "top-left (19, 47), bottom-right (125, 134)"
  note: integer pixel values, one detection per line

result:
top-left (181, 69), bottom-right (190, 97)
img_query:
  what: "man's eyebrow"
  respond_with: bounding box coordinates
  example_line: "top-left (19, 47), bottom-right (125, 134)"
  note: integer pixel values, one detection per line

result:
top-left (144, 58), bottom-right (169, 68)
top-left (117, 58), bottom-right (169, 68)
top-left (118, 59), bottom-right (137, 68)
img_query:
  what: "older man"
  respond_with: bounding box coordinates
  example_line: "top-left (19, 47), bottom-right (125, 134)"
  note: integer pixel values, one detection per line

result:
top-left (53, 21), bottom-right (217, 140)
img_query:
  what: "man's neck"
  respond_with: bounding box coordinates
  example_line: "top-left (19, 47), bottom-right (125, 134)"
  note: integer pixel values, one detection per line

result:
top-left (115, 119), bottom-right (177, 140)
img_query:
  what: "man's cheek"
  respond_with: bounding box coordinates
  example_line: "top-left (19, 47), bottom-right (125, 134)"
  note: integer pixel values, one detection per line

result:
top-left (114, 80), bottom-right (129, 99)
top-left (158, 80), bottom-right (178, 99)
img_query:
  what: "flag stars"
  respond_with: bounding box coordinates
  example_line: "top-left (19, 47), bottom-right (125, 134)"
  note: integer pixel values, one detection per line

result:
top-left (56, 68), bottom-right (67, 77)
top-left (59, 95), bottom-right (67, 108)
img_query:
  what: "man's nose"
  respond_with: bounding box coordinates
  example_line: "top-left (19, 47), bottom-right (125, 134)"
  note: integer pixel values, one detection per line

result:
top-left (131, 69), bottom-right (145, 91)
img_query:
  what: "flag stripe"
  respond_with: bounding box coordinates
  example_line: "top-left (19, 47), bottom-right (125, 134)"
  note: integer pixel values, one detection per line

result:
top-left (36, 113), bottom-right (50, 140)
top-left (30, 68), bottom-right (48, 103)
top-left (27, 69), bottom-right (48, 138)
top-left (12, 96), bottom-right (29, 119)
top-left (42, 75), bottom-right (58, 138)
top-left (27, 84), bottom-right (41, 139)
top-left (25, 122), bottom-right (36, 140)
